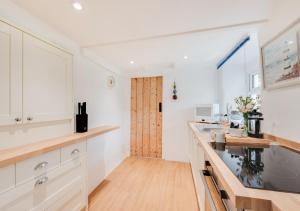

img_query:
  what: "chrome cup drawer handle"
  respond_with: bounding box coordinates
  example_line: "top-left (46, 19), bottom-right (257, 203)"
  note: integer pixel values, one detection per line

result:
top-left (71, 149), bottom-right (80, 156)
top-left (35, 176), bottom-right (48, 187)
top-left (34, 161), bottom-right (49, 170)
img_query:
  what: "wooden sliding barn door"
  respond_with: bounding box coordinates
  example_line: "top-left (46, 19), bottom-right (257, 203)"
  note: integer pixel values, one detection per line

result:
top-left (131, 76), bottom-right (162, 158)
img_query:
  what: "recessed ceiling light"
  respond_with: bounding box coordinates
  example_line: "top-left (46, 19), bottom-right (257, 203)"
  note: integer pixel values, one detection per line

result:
top-left (72, 1), bottom-right (83, 10)
top-left (184, 56), bottom-right (188, 60)
top-left (130, 61), bottom-right (134, 64)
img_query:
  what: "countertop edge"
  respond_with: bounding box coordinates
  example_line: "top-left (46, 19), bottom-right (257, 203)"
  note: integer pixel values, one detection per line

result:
top-left (0, 125), bottom-right (120, 168)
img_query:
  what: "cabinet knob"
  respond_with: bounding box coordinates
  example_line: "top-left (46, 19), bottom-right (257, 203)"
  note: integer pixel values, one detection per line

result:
top-left (35, 176), bottom-right (48, 187)
top-left (14, 117), bottom-right (21, 122)
top-left (27, 117), bottom-right (33, 121)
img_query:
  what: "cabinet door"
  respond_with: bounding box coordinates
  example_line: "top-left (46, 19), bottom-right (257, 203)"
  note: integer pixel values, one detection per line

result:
top-left (0, 21), bottom-right (22, 126)
top-left (23, 34), bottom-right (73, 124)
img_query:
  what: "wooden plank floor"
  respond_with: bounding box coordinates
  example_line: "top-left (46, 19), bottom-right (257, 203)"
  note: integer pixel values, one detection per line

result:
top-left (88, 157), bottom-right (199, 211)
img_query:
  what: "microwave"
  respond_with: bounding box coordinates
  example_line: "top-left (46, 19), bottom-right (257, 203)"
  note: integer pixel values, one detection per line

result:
top-left (194, 104), bottom-right (219, 122)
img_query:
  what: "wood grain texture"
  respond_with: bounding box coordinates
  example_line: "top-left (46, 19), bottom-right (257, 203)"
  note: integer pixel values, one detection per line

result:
top-left (189, 122), bottom-right (300, 211)
top-left (136, 78), bottom-right (144, 156)
top-left (142, 78), bottom-right (150, 157)
top-left (130, 78), bottom-right (137, 156)
top-left (204, 174), bottom-right (226, 211)
top-left (156, 76), bottom-right (163, 158)
top-left (88, 157), bottom-right (199, 211)
top-left (225, 134), bottom-right (272, 145)
top-left (205, 192), bottom-right (213, 211)
top-left (130, 77), bottom-right (162, 158)
top-left (149, 77), bottom-right (157, 158)
top-left (264, 133), bottom-right (300, 152)
top-left (0, 126), bottom-right (119, 168)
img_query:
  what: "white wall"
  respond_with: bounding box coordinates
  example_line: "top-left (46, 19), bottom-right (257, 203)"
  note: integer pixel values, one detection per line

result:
top-left (218, 33), bottom-right (261, 115)
top-left (163, 63), bottom-right (218, 162)
top-left (74, 56), bottom-right (130, 193)
top-left (218, 47), bottom-right (248, 114)
top-left (259, 0), bottom-right (300, 142)
top-left (131, 62), bottom-right (218, 162)
top-left (0, 0), bottom-right (130, 193)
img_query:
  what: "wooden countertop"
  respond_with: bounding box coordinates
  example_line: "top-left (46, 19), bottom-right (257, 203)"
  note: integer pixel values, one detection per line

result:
top-left (225, 134), bottom-right (273, 145)
top-left (189, 122), bottom-right (300, 211)
top-left (0, 125), bottom-right (119, 168)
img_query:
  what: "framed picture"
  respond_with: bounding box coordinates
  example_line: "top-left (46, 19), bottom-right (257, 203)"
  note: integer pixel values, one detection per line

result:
top-left (262, 18), bottom-right (300, 90)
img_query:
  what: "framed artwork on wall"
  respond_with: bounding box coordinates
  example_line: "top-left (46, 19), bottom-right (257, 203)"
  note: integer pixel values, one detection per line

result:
top-left (261, 18), bottom-right (300, 90)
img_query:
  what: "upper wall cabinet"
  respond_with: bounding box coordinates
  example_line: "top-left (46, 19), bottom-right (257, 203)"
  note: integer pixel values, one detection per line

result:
top-left (23, 34), bottom-right (73, 124)
top-left (0, 22), bottom-right (22, 126)
top-left (0, 21), bottom-right (73, 126)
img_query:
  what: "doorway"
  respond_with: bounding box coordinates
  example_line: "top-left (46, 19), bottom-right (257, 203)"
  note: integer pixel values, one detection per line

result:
top-left (130, 76), bottom-right (163, 158)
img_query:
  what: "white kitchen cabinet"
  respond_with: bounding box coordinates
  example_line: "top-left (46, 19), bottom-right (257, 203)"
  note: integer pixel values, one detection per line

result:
top-left (0, 165), bottom-right (15, 194)
top-left (23, 33), bottom-right (73, 124)
top-left (0, 21), bottom-right (22, 126)
top-left (188, 128), bottom-right (206, 211)
top-left (61, 141), bottom-right (87, 164)
top-left (16, 149), bottom-right (60, 185)
top-left (43, 177), bottom-right (84, 211)
top-left (0, 20), bottom-right (73, 127)
top-left (0, 142), bottom-right (87, 211)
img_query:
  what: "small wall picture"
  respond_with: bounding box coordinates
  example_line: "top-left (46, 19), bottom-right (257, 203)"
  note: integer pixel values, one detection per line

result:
top-left (107, 76), bottom-right (116, 88)
top-left (262, 19), bottom-right (300, 90)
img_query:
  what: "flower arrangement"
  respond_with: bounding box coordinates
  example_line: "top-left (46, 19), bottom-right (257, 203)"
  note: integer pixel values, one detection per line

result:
top-left (234, 96), bottom-right (258, 134)
top-left (234, 96), bottom-right (256, 114)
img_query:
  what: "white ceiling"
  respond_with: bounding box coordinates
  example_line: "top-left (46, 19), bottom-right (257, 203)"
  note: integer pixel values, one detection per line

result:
top-left (11, 0), bottom-right (273, 73)
top-left (88, 26), bottom-right (262, 73)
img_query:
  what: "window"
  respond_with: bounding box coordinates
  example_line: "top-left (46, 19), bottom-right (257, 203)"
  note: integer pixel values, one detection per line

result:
top-left (249, 73), bottom-right (261, 93)
top-left (252, 74), bottom-right (260, 89)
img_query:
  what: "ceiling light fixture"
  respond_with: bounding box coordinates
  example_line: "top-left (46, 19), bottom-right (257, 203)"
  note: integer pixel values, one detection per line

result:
top-left (72, 1), bottom-right (83, 10)
top-left (130, 61), bottom-right (135, 64)
top-left (184, 56), bottom-right (188, 60)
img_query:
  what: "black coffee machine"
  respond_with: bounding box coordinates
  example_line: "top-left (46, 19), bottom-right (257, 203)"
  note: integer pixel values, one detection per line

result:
top-left (76, 102), bottom-right (88, 133)
top-left (247, 110), bottom-right (263, 138)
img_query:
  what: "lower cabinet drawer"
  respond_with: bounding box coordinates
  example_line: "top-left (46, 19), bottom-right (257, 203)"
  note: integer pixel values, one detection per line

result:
top-left (43, 177), bottom-right (84, 211)
top-left (0, 158), bottom-right (85, 211)
top-left (16, 149), bottom-right (60, 185)
top-left (61, 141), bottom-right (87, 164)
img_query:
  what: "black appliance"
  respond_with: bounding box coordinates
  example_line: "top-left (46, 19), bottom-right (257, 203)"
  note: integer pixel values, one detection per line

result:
top-left (76, 102), bottom-right (88, 133)
top-left (247, 110), bottom-right (264, 138)
top-left (210, 142), bottom-right (300, 194)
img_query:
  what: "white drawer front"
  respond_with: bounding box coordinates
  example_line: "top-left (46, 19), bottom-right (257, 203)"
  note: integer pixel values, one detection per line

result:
top-left (16, 150), bottom-right (60, 185)
top-left (0, 165), bottom-right (15, 194)
top-left (44, 177), bottom-right (83, 211)
top-left (0, 158), bottom-right (84, 211)
top-left (61, 141), bottom-right (86, 163)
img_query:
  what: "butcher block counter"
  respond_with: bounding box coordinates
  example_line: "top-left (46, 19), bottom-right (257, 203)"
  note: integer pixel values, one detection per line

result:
top-left (189, 122), bottom-right (300, 211)
top-left (0, 125), bottom-right (119, 168)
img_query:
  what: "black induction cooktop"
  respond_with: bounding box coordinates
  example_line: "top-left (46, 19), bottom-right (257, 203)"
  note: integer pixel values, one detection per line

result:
top-left (210, 142), bottom-right (300, 194)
